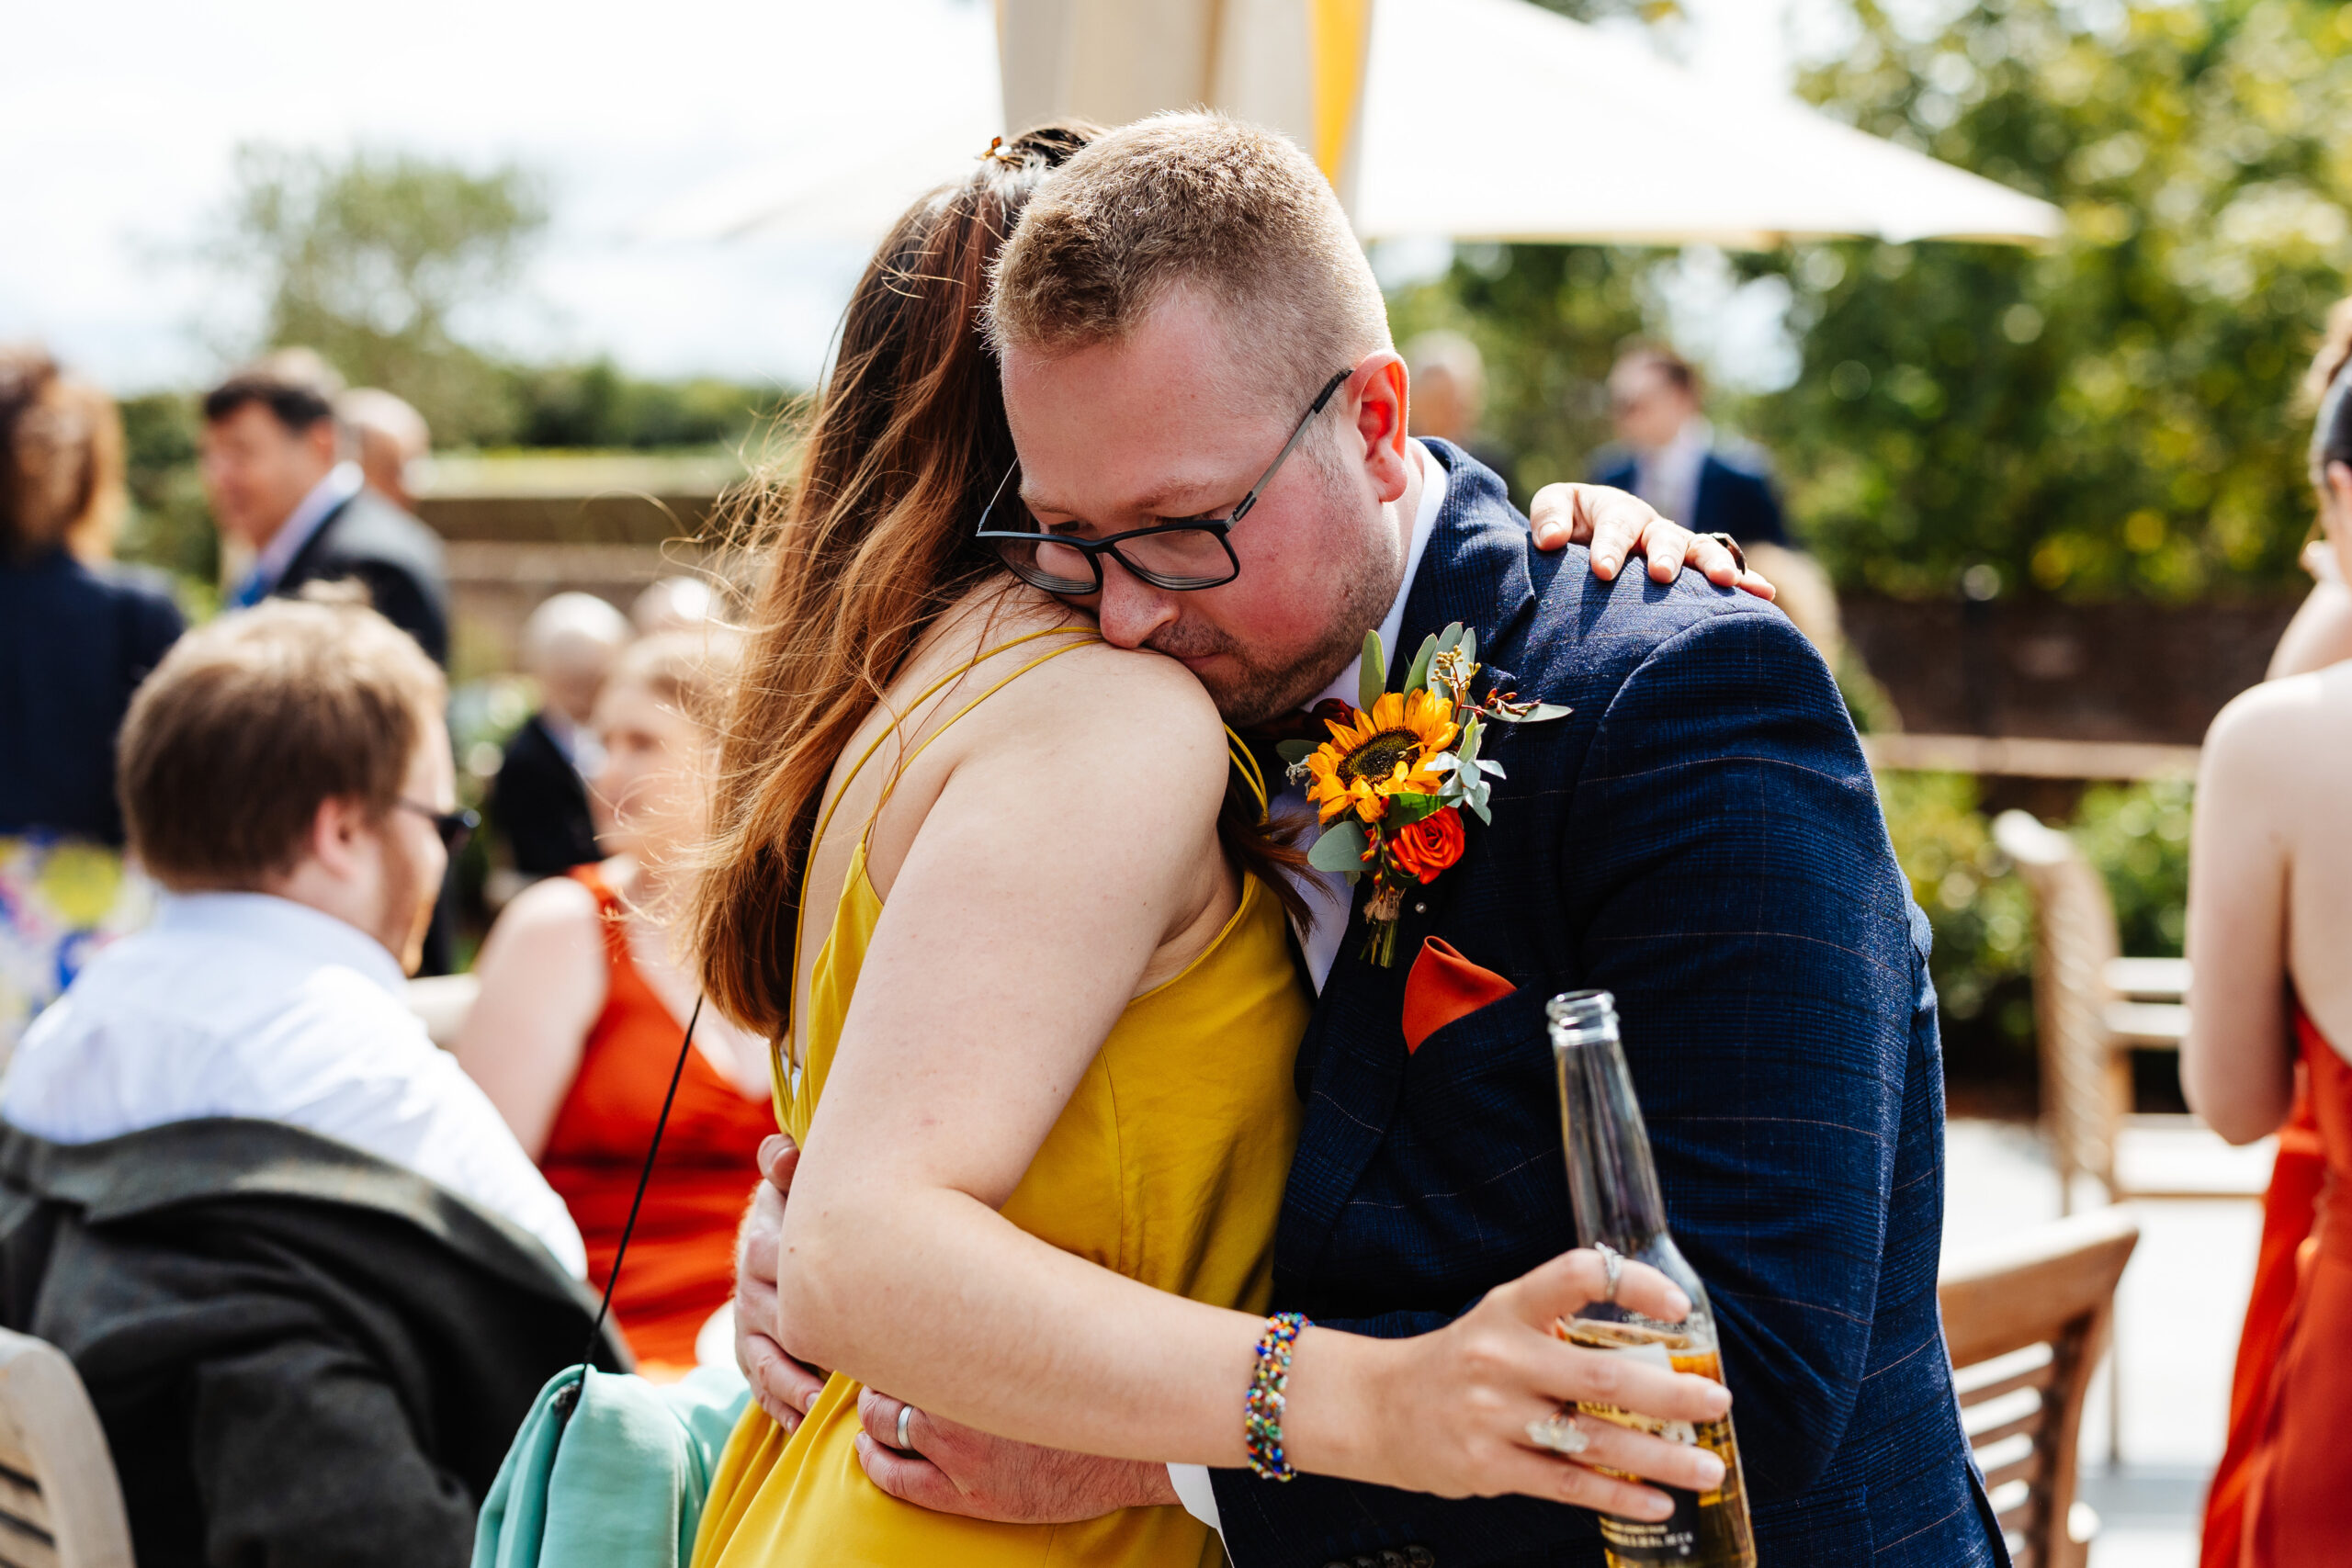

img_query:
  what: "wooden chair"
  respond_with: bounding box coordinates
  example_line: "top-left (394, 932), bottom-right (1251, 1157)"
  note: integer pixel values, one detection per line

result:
top-left (1939, 1207), bottom-right (2141, 1568)
top-left (1992, 810), bottom-right (2267, 1207)
top-left (0, 1329), bottom-right (133, 1567)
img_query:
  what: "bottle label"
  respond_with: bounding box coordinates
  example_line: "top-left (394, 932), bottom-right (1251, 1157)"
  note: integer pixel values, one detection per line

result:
top-left (1557, 1320), bottom-right (1753, 1567)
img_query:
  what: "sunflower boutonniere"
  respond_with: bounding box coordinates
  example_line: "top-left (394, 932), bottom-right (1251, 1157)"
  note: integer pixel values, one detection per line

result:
top-left (1281, 622), bottom-right (1570, 966)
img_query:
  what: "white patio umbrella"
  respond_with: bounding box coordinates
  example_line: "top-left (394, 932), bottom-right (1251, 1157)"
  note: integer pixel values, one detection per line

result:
top-left (637, 0), bottom-right (2060, 250)
top-left (1351, 0), bottom-right (2060, 246)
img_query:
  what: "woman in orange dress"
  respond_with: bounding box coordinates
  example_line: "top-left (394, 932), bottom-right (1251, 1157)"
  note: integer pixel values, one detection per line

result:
top-left (2187, 300), bottom-right (2352, 1567)
top-left (458, 630), bottom-right (774, 1372)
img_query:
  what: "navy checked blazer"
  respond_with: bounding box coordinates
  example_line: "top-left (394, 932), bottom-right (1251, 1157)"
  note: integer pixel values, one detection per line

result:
top-left (1206, 445), bottom-right (2003, 1568)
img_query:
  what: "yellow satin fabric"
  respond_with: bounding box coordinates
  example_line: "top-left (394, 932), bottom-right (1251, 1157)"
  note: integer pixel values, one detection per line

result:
top-left (693, 641), bottom-right (1310, 1568)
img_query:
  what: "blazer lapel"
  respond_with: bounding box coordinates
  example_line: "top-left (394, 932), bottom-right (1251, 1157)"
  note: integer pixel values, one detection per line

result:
top-left (1275, 441), bottom-right (1542, 1286)
top-left (276, 493), bottom-right (355, 595)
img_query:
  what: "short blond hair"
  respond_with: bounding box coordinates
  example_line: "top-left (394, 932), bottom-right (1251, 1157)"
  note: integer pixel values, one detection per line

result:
top-left (986, 113), bottom-right (1389, 412)
top-left (119, 595), bottom-right (446, 889)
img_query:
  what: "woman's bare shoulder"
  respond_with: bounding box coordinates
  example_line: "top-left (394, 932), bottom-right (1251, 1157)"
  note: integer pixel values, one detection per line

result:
top-left (480, 873), bottom-right (607, 970)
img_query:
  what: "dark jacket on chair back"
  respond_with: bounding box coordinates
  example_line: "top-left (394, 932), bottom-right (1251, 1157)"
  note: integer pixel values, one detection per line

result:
top-left (0, 1117), bottom-right (628, 1568)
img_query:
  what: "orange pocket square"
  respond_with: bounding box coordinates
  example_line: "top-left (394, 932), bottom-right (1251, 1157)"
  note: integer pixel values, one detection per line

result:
top-left (1401, 938), bottom-right (1516, 1054)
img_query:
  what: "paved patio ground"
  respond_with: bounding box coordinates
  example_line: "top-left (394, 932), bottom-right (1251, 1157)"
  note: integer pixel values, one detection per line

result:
top-left (1944, 1119), bottom-right (2264, 1568)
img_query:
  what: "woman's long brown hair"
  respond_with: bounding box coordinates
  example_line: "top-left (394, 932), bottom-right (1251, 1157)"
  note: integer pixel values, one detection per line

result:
top-left (691, 125), bottom-right (1303, 1038)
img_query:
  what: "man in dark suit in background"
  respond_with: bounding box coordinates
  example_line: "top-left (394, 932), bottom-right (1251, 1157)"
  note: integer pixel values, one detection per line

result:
top-left (492, 592), bottom-right (630, 878)
top-left (1591, 343), bottom-right (1790, 551)
top-left (201, 350), bottom-right (450, 666)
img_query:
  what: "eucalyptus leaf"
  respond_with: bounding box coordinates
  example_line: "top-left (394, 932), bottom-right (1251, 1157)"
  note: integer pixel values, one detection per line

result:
top-left (1467, 793), bottom-right (1494, 827)
top-left (1487, 701), bottom-right (1574, 725)
top-left (1276, 739), bottom-right (1317, 765)
top-left (1457, 716), bottom-right (1483, 769)
top-left (1478, 758), bottom-right (1508, 778)
top-left (1435, 622), bottom-right (1466, 660)
top-left (1358, 631), bottom-right (1386, 714)
top-left (1460, 628), bottom-right (1477, 669)
top-left (1307, 818), bottom-right (1372, 874)
top-left (1403, 634), bottom-right (1439, 695)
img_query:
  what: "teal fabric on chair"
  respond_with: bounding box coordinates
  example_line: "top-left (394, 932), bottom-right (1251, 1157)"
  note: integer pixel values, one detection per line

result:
top-left (473, 1364), bottom-right (750, 1568)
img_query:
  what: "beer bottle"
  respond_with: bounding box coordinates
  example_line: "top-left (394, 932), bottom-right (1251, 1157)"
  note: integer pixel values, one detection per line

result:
top-left (1547, 989), bottom-right (1756, 1568)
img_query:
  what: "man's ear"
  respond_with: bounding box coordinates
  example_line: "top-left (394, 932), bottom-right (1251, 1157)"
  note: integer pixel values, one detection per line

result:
top-left (307, 418), bottom-right (341, 468)
top-left (305, 795), bottom-right (369, 881)
top-left (1349, 353), bottom-right (1412, 504)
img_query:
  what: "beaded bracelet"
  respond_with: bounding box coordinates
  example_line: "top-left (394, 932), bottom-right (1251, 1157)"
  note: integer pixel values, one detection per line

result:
top-left (1243, 1311), bottom-right (1313, 1481)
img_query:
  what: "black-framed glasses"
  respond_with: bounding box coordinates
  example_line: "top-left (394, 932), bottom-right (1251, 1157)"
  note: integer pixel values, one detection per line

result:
top-left (397, 799), bottom-right (480, 855)
top-left (976, 367), bottom-right (1354, 595)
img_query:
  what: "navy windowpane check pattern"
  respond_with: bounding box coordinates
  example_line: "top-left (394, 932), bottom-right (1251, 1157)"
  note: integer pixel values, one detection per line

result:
top-left (1207, 445), bottom-right (2007, 1568)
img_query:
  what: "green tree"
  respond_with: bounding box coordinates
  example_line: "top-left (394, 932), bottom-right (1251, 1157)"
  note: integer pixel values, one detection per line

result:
top-left (1766, 0), bottom-right (2352, 601)
top-left (1392, 0), bottom-right (2352, 602)
top-left (1389, 246), bottom-right (1653, 501)
top-left (206, 145), bottom-right (548, 445)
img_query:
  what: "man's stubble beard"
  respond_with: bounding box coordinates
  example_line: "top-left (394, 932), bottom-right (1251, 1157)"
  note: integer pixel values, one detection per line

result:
top-left (379, 823), bottom-right (438, 976)
top-left (1147, 466), bottom-right (1405, 727)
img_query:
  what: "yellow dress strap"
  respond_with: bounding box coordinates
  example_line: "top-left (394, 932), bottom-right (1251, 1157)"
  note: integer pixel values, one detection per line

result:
top-left (775, 626), bottom-right (1100, 1068)
top-left (803, 626), bottom-right (1100, 874)
top-left (1225, 727), bottom-right (1270, 818)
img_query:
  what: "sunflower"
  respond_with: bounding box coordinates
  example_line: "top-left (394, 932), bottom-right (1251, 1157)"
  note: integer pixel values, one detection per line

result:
top-left (1303, 689), bottom-right (1460, 825)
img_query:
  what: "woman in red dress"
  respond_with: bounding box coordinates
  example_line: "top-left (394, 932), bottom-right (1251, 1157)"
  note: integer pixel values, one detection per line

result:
top-left (458, 630), bottom-right (775, 1373)
top-left (2189, 303), bottom-right (2352, 1566)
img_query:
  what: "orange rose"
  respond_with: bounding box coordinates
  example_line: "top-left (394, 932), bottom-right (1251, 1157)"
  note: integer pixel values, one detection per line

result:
top-left (1387, 807), bottom-right (1465, 884)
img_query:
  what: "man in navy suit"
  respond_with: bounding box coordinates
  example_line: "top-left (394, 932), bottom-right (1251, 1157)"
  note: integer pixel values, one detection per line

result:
top-left (736, 116), bottom-right (1996, 1566)
top-left (1591, 344), bottom-right (1791, 551)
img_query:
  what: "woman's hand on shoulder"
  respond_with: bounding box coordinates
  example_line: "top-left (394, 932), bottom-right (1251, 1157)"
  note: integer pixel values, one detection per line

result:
top-left (1528, 483), bottom-right (1776, 600)
top-left (451, 872), bottom-right (610, 1156)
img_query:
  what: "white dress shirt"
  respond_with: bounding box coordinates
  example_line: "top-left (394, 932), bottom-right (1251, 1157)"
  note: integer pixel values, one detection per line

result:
top-left (1631, 415), bottom-right (1713, 533)
top-left (1168, 440), bottom-right (1449, 1534)
top-left (2, 891), bottom-right (588, 1278)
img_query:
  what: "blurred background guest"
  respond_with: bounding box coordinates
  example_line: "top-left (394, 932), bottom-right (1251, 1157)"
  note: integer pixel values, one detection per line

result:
top-left (338, 385), bottom-right (433, 512)
top-left (202, 348), bottom-right (450, 666)
top-left (492, 591), bottom-right (631, 880)
top-left (1403, 329), bottom-right (1513, 482)
top-left (2193, 304), bottom-right (2352, 1568)
top-left (458, 630), bottom-right (770, 1373)
top-left (0, 345), bottom-right (182, 1054)
top-left (1592, 341), bottom-right (1790, 549)
top-left (0, 596), bottom-right (602, 1567)
top-left (631, 572), bottom-right (719, 637)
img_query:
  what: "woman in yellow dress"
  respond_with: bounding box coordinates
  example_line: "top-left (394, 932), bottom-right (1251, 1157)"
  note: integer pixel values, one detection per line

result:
top-left (684, 127), bottom-right (1740, 1568)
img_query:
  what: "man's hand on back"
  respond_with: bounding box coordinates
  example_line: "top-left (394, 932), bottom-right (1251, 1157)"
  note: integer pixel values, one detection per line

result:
top-left (852, 1389), bottom-right (1177, 1523)
top-left (734, 1133), bottom-right (829, 1432)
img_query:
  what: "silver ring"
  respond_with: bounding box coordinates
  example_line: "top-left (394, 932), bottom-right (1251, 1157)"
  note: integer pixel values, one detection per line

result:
top-left (896, 1403), bottom-right (917, 1451)
top-left (1595, 1243), bottom-right (1623, 1304)
top-left (1526, 1409), bottom-right (1591, 1456)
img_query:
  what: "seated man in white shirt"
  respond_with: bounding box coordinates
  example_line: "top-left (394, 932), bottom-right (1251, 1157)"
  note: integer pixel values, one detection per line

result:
top-left (6, 592), bottom-right (582, 1273)
top-left (0, 594), bottom-right (619, 1566)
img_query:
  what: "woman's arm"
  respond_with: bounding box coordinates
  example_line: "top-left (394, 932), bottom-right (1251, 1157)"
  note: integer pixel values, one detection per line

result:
top-left (2182, 687), bottom-right (2301, 1144)
top-left (451, 874), bottom-right (609, 1156)
top-left (778, 649), bottom-right (1729, 1508)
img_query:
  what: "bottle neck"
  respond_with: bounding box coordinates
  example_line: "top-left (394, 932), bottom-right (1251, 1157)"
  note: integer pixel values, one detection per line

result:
top-left (1554, 1032), bottom-right (1670, 1252)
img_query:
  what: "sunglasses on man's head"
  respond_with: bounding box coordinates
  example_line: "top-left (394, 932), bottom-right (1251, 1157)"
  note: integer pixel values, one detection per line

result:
top-left (397, 799), bottom-right (479, 855)
top-left (976, 367), bottom-right (1353, 596)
